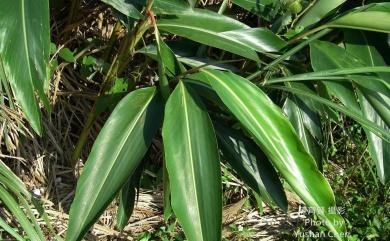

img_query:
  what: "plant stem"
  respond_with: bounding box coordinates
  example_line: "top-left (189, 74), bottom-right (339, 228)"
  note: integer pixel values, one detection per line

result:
top-left (247, 29), bottom-right (331, 81)
top-left (102, 21), bottom-right (123, 62)
top-left (218, 0), bottom-right (229, 14)
top-left (70, 11), bottom-right (153, 167)
top-left (66, 0), bottom-right (82, 32)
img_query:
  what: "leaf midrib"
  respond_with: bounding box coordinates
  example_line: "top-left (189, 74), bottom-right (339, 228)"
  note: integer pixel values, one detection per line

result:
top-left (76, 90), bottom-right (155, 236)
top-left (157, 23), bottom-right (257, 58)
top-left (204, 70), bottom-right (294, 171)
top-left (20, 1), bottom-right (36, 119)
top-left (180, 82), bottom-right (204, 240)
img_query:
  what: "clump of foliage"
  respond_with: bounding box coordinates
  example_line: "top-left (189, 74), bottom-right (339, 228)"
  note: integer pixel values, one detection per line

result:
top-left (0, 0), bottom-right (389, 241)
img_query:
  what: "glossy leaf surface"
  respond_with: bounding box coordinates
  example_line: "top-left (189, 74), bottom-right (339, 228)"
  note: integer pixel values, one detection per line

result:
top-left (101, 0), bottom-right (143, 19)
top-left (162, 81), bottom-right (222, 241)
top-left (310, 41), bottom-right (360, 111)
top-left (232, 0), bottom-right (278, 20)
top-left (297, 0), bottom-right (346, 28)
top-left (0, 0), bottom-right (51, 134)
top-left (311, 40), bottom-right (390, 128)
top-left (202, 69), bottom-right (345, 239)
top-left (66, 87), bottom-right (163, 241)
top-left (157, 11), bottom-right (259, 61)
top-left (158, 16), bottom-right (287, 59)
top-left (283, 93), bottom-right (323, 171)
top-left (327, 3), bottom-right (390, 33)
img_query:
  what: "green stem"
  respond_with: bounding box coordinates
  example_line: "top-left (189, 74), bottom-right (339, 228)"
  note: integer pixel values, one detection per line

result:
top-left (218, 0), bottom-right (229, 14)
top-left (102, 21), bottom-right (123, 62)
top-left (70, 14), bottom-right (153, 166)
top-left (247, 29), bottom-right (331, 81)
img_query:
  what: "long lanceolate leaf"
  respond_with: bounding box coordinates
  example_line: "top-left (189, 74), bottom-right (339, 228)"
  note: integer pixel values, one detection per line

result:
top-left (0, 185), bottom-right (44, 241)
top-left (310, 41), bottom-right (360, 111)
top-left (66, 87), bottom-right (163, 241)
top-left (283, 93), bottom-right (323, 171)
top-left (232, 0), bottom-right (278, 20)
top-left (297, 0), bottom-right (346, 28)
top-left (214, 122), bottom-right (288, 212)
top-left (157, 10), bottom-right (257, 61)
top-left (157, 10), bottom-right (286, 61)
top-left (310, 40), bottom-right (390, 127)
top-left (162, 81), bottom-right (222, 241)
top-left (271, 85), bottom-right (390, 142)
top-left (200, 69), bottom-right (345, 240)
top-left (326, 3), bottom-right (390, 33)
top-left (266, 66), bottom-right (390, 85)
top-left (116, 165), bottom-right (143, 231)
top-left (0, 161), bottom-right (46, 240)
top-left (0, 0), bottom-right (50, 134)
top-left (100, 0), bottom-right (143, 19)
top-left (345, 30), bottom-right (390, 183)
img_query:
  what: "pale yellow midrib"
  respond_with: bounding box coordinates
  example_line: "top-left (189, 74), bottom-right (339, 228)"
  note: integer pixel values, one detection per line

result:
top-left (76, 90), bottom-right (155, 237)
top-left (180, 82), bottom-right (205, 240)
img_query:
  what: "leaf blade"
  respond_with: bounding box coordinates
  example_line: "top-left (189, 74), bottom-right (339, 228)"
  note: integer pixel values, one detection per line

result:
top-left (214, 122), bottom-right (288, 212)
top-left (162, 81), bottom-right (222, 241)
top-left (0, 0), bottom-right (51, 134)
top-left (203, 69), bottom-right (345, 239)
top-left (66, 87), bottom-right (163, 241)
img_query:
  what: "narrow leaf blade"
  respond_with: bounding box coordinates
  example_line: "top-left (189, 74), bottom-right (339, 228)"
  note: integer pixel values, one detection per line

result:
top-left (162, 81), bottom-right (222, 241)
top-left (66, 87), bottom-right (163, 241)
top-left (203, 69), bottom-right (345, 239)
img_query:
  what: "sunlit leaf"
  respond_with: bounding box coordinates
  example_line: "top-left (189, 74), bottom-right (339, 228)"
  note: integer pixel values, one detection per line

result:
top-left (162, 81), bottom-right (222, 241)
top-left (66, 87), bottom-right (163, 241)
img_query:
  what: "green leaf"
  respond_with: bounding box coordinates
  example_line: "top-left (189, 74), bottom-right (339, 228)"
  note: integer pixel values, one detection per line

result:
top-left (157, 13), bottom-right (287, 58)
top-left (157, 10), bottom-right (257, 61)
top-left (357, 90), bottom-right (390, 184)
top-left (232, 0), bottom-right (279, 21)
top-left (345, 30), bottom-right (390, 183)
top-left (220, 28), bottom-right (287, 53)
top-left (162, 81), bottom-right (222, 241)
top-left (266, 66), bottom-right (390, 85)
top-left (283, 92), bottom-right (323, 171)
top-left (343, 31), bottom-right (390, 128)
top-left (66, 87), bottom-right (163, 241)
top-left (101, 0), bottom-right (143, 19)
top-left (152, 0), bottom-right (191, 15)
top-left (116, 165), bottom-right (143, 231)
top-left (0, 217), bottom-right (24, 241)
top-left (202, 69), bottom-right (345, 240)
top-left (187, 0), bottom-right (197, 8)
top-left (326, 3), bottom-right (390, 33)
top-left (155, 38), bottom-right (186, 79)
top-left (297, 0), bottom-right (346, 28)
top-left (0, 185), bottom-right (43, 241)
top-left (0, 0), bottom-right (51, 134)
top-left (59, 48), bottom-right (76, 63)
top-left (311, 40), bottom-right (390, 129)
top-left (139, 44), bottom-right (239, 72)
top-left (271, 85), bottom-right (390, 142)
top-left (214, 122), bottom-right (288, 212)
top-left (157, 10), bottom-right (284, 61)
top-left (310, 40), bottom-right (360, 111)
